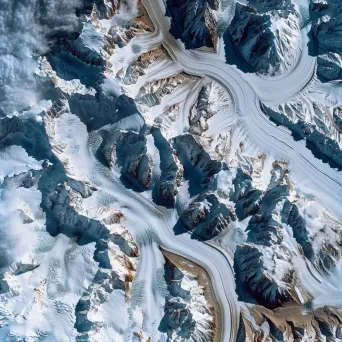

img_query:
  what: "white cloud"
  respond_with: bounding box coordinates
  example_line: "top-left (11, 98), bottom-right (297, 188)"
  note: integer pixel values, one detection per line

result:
top-left (0, 0), bottom-right (84, 116)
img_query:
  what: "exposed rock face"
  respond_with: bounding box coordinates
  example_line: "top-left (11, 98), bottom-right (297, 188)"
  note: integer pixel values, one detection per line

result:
top-left (118, 47), bottom-right (171, 86)
top-left (62, 185), bottom-right (140, 340)
top-left (228, 1), bottom-right (301, 76)
top-left (238, 304), bottom-right (342, 342)
top-left (160, 251), bottom-right (216, 341)
top-left (85, 0), bottom-right (154, 47)
top-left (0, 158), bottom-right (141, 340)
top-left (189, 81), bottom-right (231, 135)
top-left (166, 0), bottom-right (219, 50)
top-left (74, 225), bottom-right (139, 340)
top-left (151, 128), bottom-right (184, 206)
top-left (170, 134), bottom-right (239, 240)
top-left (262, 99), bottom-right (342, 169)
top-left (311, 0), bottom-right (342, 81)
top-left (231, 169), bottom-right (263, 220)
top-left (233, 163), bottom-right (299, 308)
top-left (173, 134), bottom-right (222, 187)
top-left (289, 202), bottom-right (342, 272)
top-left (235, 243), bottom-right (296, 308)
top-left (136, 73), bottom-right (199, 112)
top-left (154, 104), bottom-right (181, 139)
top-left (232, 160), bottom-right (342, 310)
top-left (180, 193), bottom-right (234, 239)
top-left (38, 57), bottom-right (97, 96)
top-left (116, 132), bottom-right (153, 191)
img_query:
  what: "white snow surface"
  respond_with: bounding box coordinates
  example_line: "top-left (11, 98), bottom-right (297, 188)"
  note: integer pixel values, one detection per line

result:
top-left (2, 0), bottom-right (342, 341)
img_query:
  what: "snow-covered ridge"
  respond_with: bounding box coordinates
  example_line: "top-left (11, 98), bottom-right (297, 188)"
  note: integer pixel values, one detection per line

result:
top-left (238, 302), bottom-right (342, 341)
top-left (2, 0), bottom-right (342, 340)
top-left (165, 0), bottom-right (219, 50)
top-left (261, 77), bottom-right (342, 169)
top-left (228, 1), bottom-right (302, 76)
top-left (160, 249), bottom-right (217, 341)
top-left (310, 0), bottom-right (342, 82)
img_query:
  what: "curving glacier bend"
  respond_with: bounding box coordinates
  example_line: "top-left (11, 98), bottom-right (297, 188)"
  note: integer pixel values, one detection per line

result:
top-left (1, 0), bottom-right (342, 341)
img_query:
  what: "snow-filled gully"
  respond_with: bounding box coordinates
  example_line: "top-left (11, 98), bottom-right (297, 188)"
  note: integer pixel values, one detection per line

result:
top-left (121, 0), bottom-right (342, 341)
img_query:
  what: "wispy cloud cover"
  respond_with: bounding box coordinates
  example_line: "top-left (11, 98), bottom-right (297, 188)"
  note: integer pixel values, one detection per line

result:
top-left (0, 0), bottom-right (83, 116)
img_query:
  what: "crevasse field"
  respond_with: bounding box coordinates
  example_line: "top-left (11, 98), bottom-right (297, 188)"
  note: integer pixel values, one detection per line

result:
top-left (1, 0), bottom-right (342, 341)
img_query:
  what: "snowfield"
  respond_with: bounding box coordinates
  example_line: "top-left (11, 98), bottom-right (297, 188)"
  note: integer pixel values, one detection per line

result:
top-left (1, 0), bottom-right (342, 341)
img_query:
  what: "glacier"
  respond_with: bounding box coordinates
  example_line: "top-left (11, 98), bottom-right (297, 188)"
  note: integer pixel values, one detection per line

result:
top-left (1, 0), bottom-right (342, 341)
